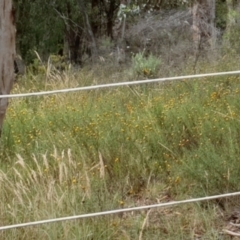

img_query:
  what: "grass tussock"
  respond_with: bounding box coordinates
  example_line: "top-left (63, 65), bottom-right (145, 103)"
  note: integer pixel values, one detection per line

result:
top-left (1, 55), bottom-right (240, 239)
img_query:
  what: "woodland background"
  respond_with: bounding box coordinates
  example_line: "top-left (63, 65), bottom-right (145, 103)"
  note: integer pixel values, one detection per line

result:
top-left (14, 0), bottom-right (239, 73)
top-left (2, 1), bottom-right (240, 239)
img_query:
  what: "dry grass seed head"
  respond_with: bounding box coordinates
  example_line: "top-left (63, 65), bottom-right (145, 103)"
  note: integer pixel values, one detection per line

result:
top-left (67, 148), bottom-right (76, 169)
top-left (85, 170), bottom-right (91, 199)
top-left (13, 168), bottom-right (23, 181)
top-left (61, 150), bottom-right (65, 160)
top-left (46, 57), bottom-right (52, 79)
top-left (53, 145), bottom-right (58, 159)
top-left (29, 169), bottom-right (39, 185)
top-left (42, 153), bottom-right (49, 169)
top-left (0, 171), bottom-right (14, 188)
top-left (32, 154), bottom-right (42, 177)
top-left (15, 154), bottom-right (26, 168)
top-left (13, 188), bottom-right (24, 206)
top-left (47, 180), bottom-right (56, 201)
top-left (59, 161), bottom-right (68, 184)
top-left (98, 151), bottom-right (105, 179)
top-left (16, 181), bottom-right (29, 196)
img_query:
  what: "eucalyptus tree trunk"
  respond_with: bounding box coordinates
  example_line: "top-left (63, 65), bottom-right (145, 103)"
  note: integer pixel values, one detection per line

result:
top-left (209, 0), bottom-right (216, 49)
top-left (0, 0), bottom-right (16, 136)
top-left (192, 0), bottom-right (216, 50)
top-left (192, 0), bottom-right (216, 71)
top-left (78, 0), bottom-right (98, 59)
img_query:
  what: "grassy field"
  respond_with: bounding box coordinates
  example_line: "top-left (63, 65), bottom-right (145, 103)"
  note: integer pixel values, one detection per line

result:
top-left (1, 57), bottom-right (240, 239)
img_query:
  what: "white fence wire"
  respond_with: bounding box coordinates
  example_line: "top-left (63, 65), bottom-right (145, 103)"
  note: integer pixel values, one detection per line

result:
top-left (1, 70), bottom-right (240, 99)
top-left (0, 192), bottom-right (240, 230)
top-left (1, 70), bottom-right (240, 231)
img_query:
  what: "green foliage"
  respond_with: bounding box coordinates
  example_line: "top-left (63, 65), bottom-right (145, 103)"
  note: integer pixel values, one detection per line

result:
top-left (3, 0), bottom-right (240, 238)
top-left (132, 52), bottom-right (161, 78)
top-left (1, 54), bottom-right (240, 238)
top-left (12, 0), bottom-right (235, 69)
top-left (216, 0), bottom-right (228, 30)
top-left (98, 36), bottom-right (115, 52)
top-left (27, 58), bottom-right (46, 75)
top-left (14, 0), bottom-right (80, 63)
top-left (117, 2), bottom-right (140, 21)
top-left (223, 25), bottom-right (240, 55)
top-left (49, 54), bottom-right (69, 72)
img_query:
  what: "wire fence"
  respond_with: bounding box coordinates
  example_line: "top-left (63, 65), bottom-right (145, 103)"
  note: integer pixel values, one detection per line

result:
top-left (1, 70), bottom-right (240, 231)
top-left (0, 191), bottom-right (240, 231)
top-left (1, 70), bottom-right (240, 99)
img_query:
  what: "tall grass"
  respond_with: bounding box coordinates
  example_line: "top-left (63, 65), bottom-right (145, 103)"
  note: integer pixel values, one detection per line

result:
top-left (0, 55), bottom-right (240, 239)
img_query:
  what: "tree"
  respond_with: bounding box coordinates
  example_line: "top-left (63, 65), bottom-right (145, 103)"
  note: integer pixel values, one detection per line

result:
top-left (192, 0), bottom-right (216, 70)
top-left (15, 0), bottom-right (65, 63)
top-left (0, 0), bottom-right (16, 136)
top-left (79, 0), bottom-right (98, 59)
top-left (223, 0), bottom-right (240, 52)
top-left (101, 0), bottom-right (119, 39)
top-left (192, 0), bottom-right (216, 49)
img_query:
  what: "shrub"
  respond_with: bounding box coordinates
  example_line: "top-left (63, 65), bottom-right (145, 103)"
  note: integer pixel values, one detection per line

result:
top-left (132, 52), bottom-right (161, 78)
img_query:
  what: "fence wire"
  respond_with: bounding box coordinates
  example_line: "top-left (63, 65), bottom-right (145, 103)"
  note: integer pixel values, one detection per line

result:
top-left (0, 191), bottom-right (240, 230)
top-left (1, 70), bottom-right (240, 99)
